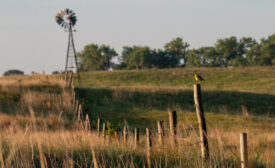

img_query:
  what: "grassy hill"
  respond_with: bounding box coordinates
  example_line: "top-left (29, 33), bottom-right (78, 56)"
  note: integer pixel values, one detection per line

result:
top-left (0, 67), bottom-right (274, 167)
top-left (76, 66), bottom-right (275, 129)
top-left (79, 66), bottom-right (275, 93)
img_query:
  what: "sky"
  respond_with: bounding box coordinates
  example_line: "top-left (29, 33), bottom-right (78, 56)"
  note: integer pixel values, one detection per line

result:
top-left (0, 0), bottom-right (274, 75)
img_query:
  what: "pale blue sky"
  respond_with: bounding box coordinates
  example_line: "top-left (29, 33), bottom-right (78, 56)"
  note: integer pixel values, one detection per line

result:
top-left (0, 0), bottom-right (274, 74)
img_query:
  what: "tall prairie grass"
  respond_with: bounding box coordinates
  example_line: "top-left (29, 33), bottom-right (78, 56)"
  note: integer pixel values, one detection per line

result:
top-left (0, 70), bottom-right (274, 167)
top-left (0, 74), bottom-right (74, 129)
top-left (0, 121), bottom-right (274, 167)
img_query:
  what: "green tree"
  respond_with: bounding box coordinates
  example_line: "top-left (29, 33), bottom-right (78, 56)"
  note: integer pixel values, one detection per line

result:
top-left (52, 71), bottom-right (60, 75)
top-left (232, 37), bottom-right (257, 66)
top-left (197, 47), bottom-right (222, 67)
top-left (260, 34), bottom-right (275, 65)
top-left (150, 49), bottom-right (174, 68)
top-left (78, 44), bottom-right (117, 71)
top-left (245, 43), bottom-right (261, 65)
top-left (214, 36), bottom-right (257, 67)
top-left (185, 49), bottom-right (203, 67)
top-left (3, 69), bottom-right (24, 76)
top-left (122, 46), bottom-right (154, 69)
top-left (164, 37), bottom-right (189, 67)
top-left (215, 36), bottom-right (239, 66)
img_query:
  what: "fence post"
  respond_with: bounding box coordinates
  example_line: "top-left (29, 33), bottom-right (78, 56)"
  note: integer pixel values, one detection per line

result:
top-left (72, 92), bottom-right (75, 109)
top-left (92, 149), bottom-right (99, 168)
top-left (97, 118), bottom-right (101, 137)
top-left (146, 128), bottom-right (152, 168)
top-left (157, 121), bottom-right (164, 145)
top-left (240, 133), bottom-right (248, 168)
top-left (102, 123), bottom-right (106, 141)
top-left (194, 84), bottom-right (209, 160)
top-left (134, 128), bottom-right (139, 148)
top-left (77, 104), bottom-right (82, 122)
top-left (85, 114), bottom-right (91, 131)
top-left (123, 126), bottom-right (128, 143)
top-left (169, 110), bottom-right (177, 145)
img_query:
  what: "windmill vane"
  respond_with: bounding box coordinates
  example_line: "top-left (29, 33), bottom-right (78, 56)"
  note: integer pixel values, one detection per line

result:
top-left (56, 9), bottom-right (77, 29)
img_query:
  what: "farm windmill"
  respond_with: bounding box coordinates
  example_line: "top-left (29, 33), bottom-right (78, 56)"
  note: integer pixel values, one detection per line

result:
top-left (55, 9), bottom-right (80, 82)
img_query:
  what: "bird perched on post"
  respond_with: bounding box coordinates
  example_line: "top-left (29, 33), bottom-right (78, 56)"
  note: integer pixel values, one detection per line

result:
top-left (194, 74), bottom-right (204, 83)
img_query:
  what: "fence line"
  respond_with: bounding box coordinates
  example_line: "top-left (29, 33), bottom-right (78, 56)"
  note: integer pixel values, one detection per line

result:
top-left (65, 73), bottom-right (250, 166)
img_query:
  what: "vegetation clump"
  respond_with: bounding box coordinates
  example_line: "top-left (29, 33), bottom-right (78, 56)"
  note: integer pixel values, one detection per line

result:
top-left (3, 69), bottom-right (24, 76)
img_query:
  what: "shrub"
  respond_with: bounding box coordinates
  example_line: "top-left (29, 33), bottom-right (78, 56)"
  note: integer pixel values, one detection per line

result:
top-left (3, 69), bottom-right (24, 76)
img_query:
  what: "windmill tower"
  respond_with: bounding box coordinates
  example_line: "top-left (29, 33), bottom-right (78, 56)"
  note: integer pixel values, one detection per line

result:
top-left (55, 9), bottom-right (80, 81)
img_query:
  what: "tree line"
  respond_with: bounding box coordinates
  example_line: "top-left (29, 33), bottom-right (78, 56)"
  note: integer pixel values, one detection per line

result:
top-left (77, 33), bottom-right (275, 71)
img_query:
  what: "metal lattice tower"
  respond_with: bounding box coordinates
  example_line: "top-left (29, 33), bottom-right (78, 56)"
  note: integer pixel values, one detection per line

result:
top-left (65, 24), bottom-right (78, 72)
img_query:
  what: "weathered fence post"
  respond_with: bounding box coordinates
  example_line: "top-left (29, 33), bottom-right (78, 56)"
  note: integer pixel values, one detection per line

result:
top-left (97, 118), bottom-right (101, 137)
top-left (102, 123), bottom-right (106, 141)
top-left (92, 149), bottom-right (99, 168)
top-left (123, 126), bottom-right (128, 143)
top-left (194, 84), bottom-right (209, 160)
top-left (84, 114), bottom-right (91, 131)
top-left (146, 128), bottom-right (152, 168)
top-left (77, 104), bottom-right (82, 122)
top-left (134, 128), bottom-right (139, 148)
top-left (169, 110), bottom-right (177, 145)
top-left (72, 92), bottom-right (75, 109)
top-left (240, 133), bottom-right (248, 168)
top-left (157, 121), bottom-right (164, 145)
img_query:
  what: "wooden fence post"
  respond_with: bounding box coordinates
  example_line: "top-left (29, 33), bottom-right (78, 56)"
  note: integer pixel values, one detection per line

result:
top-left (134, 128), bottom-right (139, 148)
top-left (72, 92), bottom-right (75, 109)
top-left (146, 128), bottom-right (152, 168)
top-left (97, 118), bottom-right (101, 137)
top-left (123, 126), bottom-right (128, 143)
top-left (102, 123), bottom-right (106, 141)
top-left (157, 121), bottom-right (164, 145)
top-left (194, 84), bottom-right (209, 160)
top-left (169, 110), bottom-right (177, 145)
top-left (92, 149), bottom-right (99, 168)
top-left (240, 133), bottom-right (248, 168)
top-left (77, 104), bottom-right (82, 122)
top-left (84, 114), bottom-right (91, 131)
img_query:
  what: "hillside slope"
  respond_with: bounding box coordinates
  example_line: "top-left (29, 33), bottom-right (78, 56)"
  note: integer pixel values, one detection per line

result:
top-left (76, 67), bottom-right (275, 128)
top-left (79, 66), bottom-right (275, 94)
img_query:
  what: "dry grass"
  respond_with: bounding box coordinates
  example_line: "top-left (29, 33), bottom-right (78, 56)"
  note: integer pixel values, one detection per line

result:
top-left (0, 74), bottom-right (74, 129)
top-left (0, 122), bottom-right (274, 167)
top-left (0, 71), bottom-right (274, 167)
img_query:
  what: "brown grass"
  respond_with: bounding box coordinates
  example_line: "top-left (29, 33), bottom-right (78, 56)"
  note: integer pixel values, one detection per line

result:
top-left (0, 122), bottom-right (274, 167)
top-left (0, 72), bottom-right (274, 167)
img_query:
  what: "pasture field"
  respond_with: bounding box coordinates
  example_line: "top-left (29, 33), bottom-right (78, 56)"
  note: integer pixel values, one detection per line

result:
top-left (0, 67), bottom-right (274, 167)
top-left (76, 66), bottom-right (275, 128)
